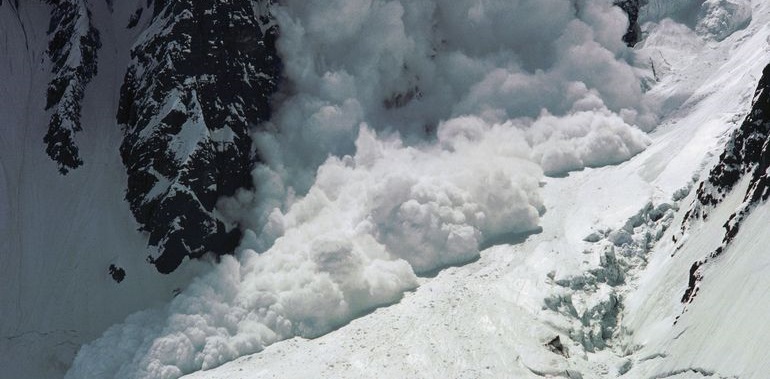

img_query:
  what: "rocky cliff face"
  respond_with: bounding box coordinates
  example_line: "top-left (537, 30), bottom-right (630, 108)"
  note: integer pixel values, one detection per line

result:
top-left (692, 63), bottom-right (770, 214)
top-left (613, 0), bottom-right (647, 46)
top-left (35, 0), bottom-right (281, 274)
top-left (117, 0), bottom-right (281, 273)
top-left (43, 0), bottom-right (101, 174)
top-left (0, 2), bottom-right (281, 375)
top-left (680, 62), bottom-right (770, 303)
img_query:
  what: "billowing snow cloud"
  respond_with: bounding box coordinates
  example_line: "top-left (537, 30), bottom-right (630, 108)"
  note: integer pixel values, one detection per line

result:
top-left (528, 108), bottom-right (650, 175)
top-left (642, 0), bottom-right (752, 41)
top-left (66, 1), bottom-right (659, 378)
top-left (255, 0), bottom-right (654, 196)
top-left (66, 122), bottom-right (545, 379)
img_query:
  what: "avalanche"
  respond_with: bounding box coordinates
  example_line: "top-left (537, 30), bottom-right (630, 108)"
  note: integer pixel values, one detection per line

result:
top-left (191, 0), bottom-right (770, 377)
top-left (3, 0), bottom-right (770, 378)
top-left (65, 0), bottom-right (659, 378)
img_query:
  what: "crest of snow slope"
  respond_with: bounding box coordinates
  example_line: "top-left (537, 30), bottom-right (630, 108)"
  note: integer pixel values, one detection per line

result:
top-left (66, 1), bottom-right (660, 378)
top-left (181, 1), bottom-right (770, 379)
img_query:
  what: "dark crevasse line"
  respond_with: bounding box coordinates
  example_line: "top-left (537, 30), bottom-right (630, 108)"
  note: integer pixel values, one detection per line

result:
top-left (117, 0), bottom-right (281, 274)
top-left (43, 0), bottom-right (101, 174)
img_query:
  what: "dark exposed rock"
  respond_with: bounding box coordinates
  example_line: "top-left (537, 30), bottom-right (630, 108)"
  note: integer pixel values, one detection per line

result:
top-left (546, 336), bottom-right (569, 357)
top-left (690, 64), bottom-right (770, 215)
top-left (43, 0), bottom-right (101, 174)
top-left (613, 0), bottom-right (647, 47)
top-left (117, 0), bottom-right (281, 273)
top-left (681, 260), bottom-right (702, 304)
top-left (126, 7), bottom-right (143, 29)
top-left (108, 264), bottom-right (126, 283)
top-left (679, 63), bottom-right (770, 304)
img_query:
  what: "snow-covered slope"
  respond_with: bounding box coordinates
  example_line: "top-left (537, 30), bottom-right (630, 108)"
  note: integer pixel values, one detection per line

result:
top-left (0, 2), bottom-right (238, 378)
top-left (183, 1), bottom-right (770, 378)
top-left (62, 1), bottom-right (664, 377)
top-left (5, 0), bottom-right (770, 378)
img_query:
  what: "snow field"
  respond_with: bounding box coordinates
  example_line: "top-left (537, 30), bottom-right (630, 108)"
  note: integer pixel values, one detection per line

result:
top-left (66, 0), bottom-right (662, 377)
top-left (66, 0), bottom-right (770, 378)
top-left (189, 0), bottom-right (770, 378)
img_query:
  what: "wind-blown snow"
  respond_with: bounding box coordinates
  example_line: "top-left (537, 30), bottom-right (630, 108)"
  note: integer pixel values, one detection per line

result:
top-left (696, 0), bottom-right (752, 41)
top-left (528, 109), bottom-right (650, 176)
top-left (179, 1), bottom-right (770, 377)
top-left (66, 1), bottom-right (659, 378)
top-left (252, 0), bottom-right (655, 195)
top-left (642, 0), bottom-right (752, 41)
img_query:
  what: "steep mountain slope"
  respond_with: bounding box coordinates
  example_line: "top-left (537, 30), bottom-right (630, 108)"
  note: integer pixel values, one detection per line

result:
top-left (0, 1), bottom-right (278, 378)
top-left (61, 1), bottom-right (664, 377)
top-left (3, 0), bottom-right (770, 378)
top-left (117, 0), bottom-right (280, 274)
top-left (184, 1), bottom-right (770, 378)
top-left (678, 62), bottom-right (770, 305)
top-left (43, 0), bottom-right (101, 174)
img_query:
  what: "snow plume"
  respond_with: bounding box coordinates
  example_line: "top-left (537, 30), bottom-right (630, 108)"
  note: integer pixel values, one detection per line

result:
top-left (66, 122), bottom-right (544, 379)
top-left (642, 0), bottom-right (752, 41)
top-left (254, 0), bottom-right (655, 195)
top-left (529, 108), bottom-right (650, 176)
top-left (67, 1), bottom-right (655, 378)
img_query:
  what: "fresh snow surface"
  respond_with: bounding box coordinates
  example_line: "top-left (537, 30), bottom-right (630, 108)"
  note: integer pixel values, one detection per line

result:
top-left (182, 1), bottom-right (770, 378)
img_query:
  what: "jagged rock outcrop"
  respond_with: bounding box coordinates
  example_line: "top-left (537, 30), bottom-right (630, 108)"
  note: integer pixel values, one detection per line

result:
top-left (613, 0), bottom-right (646, 47)
top-left (117, 0), bottom-right (281, 273)
top-left (693, 64), bottom-right (770, 213)
top-left (680, 63), bottom-right (770, 303)
top-left (43, 0), bottom-right (101, 174)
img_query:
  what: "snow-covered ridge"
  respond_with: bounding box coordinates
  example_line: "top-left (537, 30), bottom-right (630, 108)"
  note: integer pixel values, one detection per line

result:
top-left (678, 62), bottom-right (770, 304)
top-left (117, 0), bottom-right (281, 273)
top-left (42, 0), bottom-right (101, 174)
